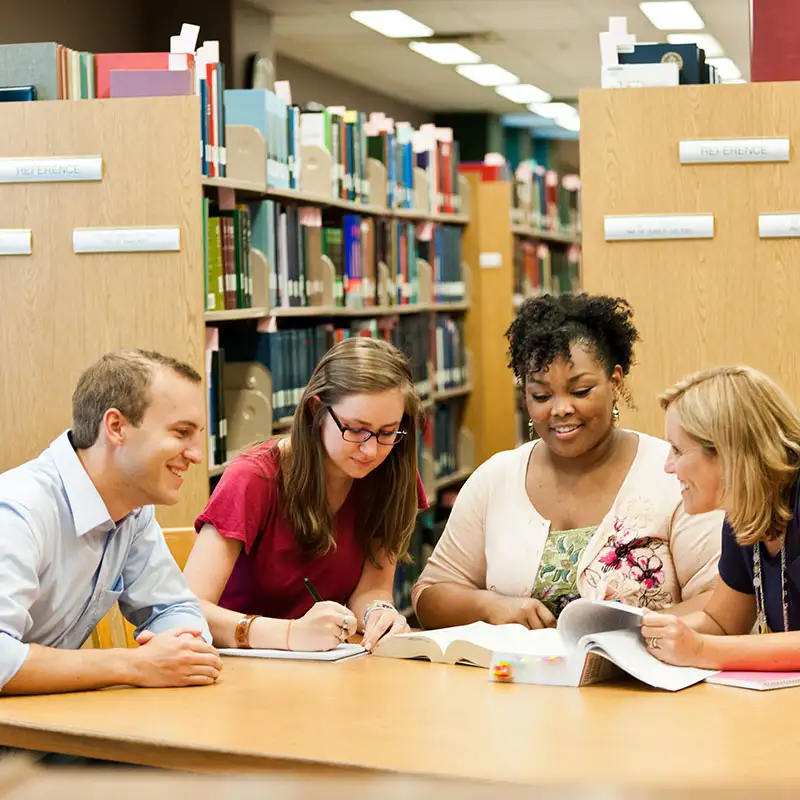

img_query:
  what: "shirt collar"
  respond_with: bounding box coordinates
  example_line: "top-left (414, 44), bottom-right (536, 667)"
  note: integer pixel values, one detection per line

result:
top-left (50, 430), bottom-right (116, 537)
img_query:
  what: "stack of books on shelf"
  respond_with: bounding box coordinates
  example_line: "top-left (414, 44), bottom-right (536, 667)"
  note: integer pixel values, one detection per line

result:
top-left (512, 161), bottom-right (581, 238)
top-left (204, 202), bottom-right (467, 313)
top-left (0, 32), bottom-right (228, 178)
top-left (218, 311), bottom-right (454, 424)
top-left (204, 202), bottom-right (252, 312)
top-left (220, 83), bottom-right (462, 214)
top-left (513, 237), bottom-right (581, 300)
top-left (434, 316), bottom-right (467, 393)
top-left (205, 329), bottom-right (228, 470)
top-left (0, 42), bottom-right (96, 100)
top-left (433, 405), bottom-right (459, 480)
top-left (425, 226), bottom-right (465, 303)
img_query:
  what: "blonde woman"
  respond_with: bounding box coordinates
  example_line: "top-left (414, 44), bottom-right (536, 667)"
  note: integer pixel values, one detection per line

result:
top-left (643, 366), bottom-right (800, 670)
top-left (185, 338), bottom-right (427, 653)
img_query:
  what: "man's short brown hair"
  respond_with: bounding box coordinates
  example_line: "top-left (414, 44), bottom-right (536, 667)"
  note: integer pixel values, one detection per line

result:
top-left (71, 349), bottom-right (201, 449)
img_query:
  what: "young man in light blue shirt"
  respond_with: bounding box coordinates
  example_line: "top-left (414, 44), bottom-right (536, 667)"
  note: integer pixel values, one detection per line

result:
top-left (0, 349), bottom-right (222, 695)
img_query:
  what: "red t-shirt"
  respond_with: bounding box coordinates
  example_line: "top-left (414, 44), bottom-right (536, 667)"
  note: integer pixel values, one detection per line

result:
top-left (194, 443), bottom-right (428, 620)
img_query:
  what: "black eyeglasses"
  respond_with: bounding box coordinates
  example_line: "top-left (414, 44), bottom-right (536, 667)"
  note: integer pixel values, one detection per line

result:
top-left (327, 407), bottom-right (407, 446)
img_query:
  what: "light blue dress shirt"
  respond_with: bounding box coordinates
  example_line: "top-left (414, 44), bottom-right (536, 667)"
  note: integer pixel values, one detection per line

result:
top-left (0, 431), bottom-right (211, 689)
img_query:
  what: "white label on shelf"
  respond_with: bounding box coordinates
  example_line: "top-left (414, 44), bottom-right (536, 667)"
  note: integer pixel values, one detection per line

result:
top-left (604, 214), bottom-right (714, 241)
top-left (479, 252), bottom-right (502, 269)
top-left (0, 156), bottom-right (103, 183)
top-left (679, 138), bottom-right (789, 164)
top-left (0, 229), bottom-right (32, 255)
top-left (601, 63), bottom-right (679, 89)
top-left (758, 213), bottom-right (800, 238)
top-left (73, 226), bottom-right (181, 254)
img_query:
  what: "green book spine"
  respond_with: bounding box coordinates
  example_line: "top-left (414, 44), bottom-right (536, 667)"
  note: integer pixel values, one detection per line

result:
top-left (202, 197), bottom-right (210, 310)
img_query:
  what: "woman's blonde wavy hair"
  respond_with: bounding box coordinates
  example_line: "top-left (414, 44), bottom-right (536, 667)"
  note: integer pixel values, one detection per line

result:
top-left (660, 366), bottom-right (800, 546)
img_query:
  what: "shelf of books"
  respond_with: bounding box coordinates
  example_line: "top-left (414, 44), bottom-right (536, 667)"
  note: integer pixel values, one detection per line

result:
top-left (510, 162), bottom-right (582, 308)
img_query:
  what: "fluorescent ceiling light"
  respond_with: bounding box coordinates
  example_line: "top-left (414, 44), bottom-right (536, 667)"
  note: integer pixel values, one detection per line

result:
top-left (556, 116), bottom-right (580, 132)
top-left (496, 83), bottom-right (552, 104)
top-left (708, 57), bottom-right (741, 80)
top-left (639, 1), bottom-right (704, 31)
top-left (456, 64), bottom-right (519, 86)
top-left (667, 33), bottom-right (723, 58)
top-left (529, 102), bottom-right (577, 119)
top-left (408, 41), bottom-right (481, 64)
top-left (350, 10), bottom-right (433, 38)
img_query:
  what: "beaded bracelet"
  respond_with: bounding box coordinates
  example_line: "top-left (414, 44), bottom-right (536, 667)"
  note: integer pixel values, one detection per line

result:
top-left (362, 600), bottom-right (397, 628)
top-left (234, 614), bottom-right (258, 648)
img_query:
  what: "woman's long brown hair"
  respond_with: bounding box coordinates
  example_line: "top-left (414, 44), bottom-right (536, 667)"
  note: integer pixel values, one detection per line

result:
top-left (278, 337), bottom-right (424, 564)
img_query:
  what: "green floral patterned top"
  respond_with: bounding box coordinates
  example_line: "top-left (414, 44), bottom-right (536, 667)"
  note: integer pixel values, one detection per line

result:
top-left (532, 526), bottom-right (597, 618)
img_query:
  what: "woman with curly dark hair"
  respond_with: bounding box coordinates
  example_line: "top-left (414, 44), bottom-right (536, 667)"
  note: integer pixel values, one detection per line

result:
top-left (413, 293), bottom-right (724, 630)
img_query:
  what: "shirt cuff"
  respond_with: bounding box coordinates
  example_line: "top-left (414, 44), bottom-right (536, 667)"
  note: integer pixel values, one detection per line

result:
top-left (0, 633), bottom-right (31, 690)
top-left (142, 611), bottom-right (213, 645)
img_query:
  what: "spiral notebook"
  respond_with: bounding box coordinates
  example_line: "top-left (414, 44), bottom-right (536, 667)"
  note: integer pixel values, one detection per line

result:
top-left (219, 643), bottom-right (366, 662)
top-left (705, 671), bottom-right (800, 691)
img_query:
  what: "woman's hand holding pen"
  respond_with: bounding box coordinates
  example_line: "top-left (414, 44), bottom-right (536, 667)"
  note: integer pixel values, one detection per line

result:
top-left (290, 601), bottom-right (358, 652)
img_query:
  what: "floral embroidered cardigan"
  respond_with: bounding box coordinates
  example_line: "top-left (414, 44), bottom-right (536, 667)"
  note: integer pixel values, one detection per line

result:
top-left (412, 433), bottom-right (724, 613)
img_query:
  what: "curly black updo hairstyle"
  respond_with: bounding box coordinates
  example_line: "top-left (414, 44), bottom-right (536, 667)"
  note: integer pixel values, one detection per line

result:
top-left (506, 293), bottom-right (640, 384)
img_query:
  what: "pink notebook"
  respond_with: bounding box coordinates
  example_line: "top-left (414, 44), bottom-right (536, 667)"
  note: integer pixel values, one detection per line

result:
top-left (706, 671), bottom-right (800, 690)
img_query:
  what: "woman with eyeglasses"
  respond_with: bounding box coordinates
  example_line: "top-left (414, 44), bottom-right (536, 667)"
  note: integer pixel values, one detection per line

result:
top-left (184, 337), bottom-right (427, 653)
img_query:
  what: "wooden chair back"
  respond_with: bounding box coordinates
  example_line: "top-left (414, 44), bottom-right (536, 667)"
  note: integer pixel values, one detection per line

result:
top-left (85, 526), bottom-right (198, 649)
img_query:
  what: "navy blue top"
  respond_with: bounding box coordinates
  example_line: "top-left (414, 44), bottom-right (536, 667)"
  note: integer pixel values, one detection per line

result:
top-left (719, 476), bottom-right (800, 632)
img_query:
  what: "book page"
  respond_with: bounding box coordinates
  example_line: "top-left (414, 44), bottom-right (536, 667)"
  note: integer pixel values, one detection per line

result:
top-left (582, 629), bottom-right (714, 691)
top-left (557, 599), bottom-right (645, 649)
top-left (392, 622), bottom-right (528, 654)
top-left (387, 622), bottom-right (565, 660)
top-left (445, 625), bottom-right (567, 667)
top-left (482, 626), bottom-right (567, 657)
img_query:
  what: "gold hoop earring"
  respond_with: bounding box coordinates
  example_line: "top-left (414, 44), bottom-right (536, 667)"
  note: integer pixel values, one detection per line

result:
top-left (612, 402), bottom-right (620, 426)
top-left (528, 419), bottom-right (535, 440)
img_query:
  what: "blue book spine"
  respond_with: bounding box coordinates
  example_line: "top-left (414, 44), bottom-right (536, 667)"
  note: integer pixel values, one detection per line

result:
top-left (200, 79), bottom-right (208, 176)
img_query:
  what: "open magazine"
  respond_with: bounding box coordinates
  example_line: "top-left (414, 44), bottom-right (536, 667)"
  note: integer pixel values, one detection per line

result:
top-left (372, 599), bottom-right (715, 691)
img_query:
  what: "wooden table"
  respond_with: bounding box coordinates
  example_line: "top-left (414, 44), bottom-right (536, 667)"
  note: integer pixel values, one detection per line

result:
top-left (0, 655), bottom-right (797, 788)
top-left (1, 754), bottom-right (797, 800)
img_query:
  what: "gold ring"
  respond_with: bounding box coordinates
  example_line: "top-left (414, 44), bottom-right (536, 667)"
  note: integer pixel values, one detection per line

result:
top-left (648, 637), bottom-right (661, 650)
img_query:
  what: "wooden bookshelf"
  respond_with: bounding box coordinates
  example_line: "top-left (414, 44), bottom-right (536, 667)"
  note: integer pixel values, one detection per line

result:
top-left (201, 178), bottom-right (470, 226)
top-left (266, 302), bottom-right (469, 320)
top-left (206, 307), bottom-right (270, 322)
top-left (203, 176), bottom-right (267, 197)
top-left (434, 466), bottom-right (474, 492)
top-left (394, 208), bottom-right (471, 225)
top-left (0, 97), bottom-right (207, 529)
top-left (579, 82), bottom-right (800, 436)
top-left (460, 173), bottom-right (517, 465)
top-left (203, 132), bottom-right (475, 506)
top-left (511, 224), bottom-right (581, 245)
top-left (434, 384), bottom-right (472, 403)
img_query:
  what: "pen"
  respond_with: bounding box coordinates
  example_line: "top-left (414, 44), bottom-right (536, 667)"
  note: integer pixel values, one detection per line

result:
top-left (303, 576), bottom-right (323, 603)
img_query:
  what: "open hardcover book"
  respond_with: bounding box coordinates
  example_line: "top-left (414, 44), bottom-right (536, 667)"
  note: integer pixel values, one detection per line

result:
top-left (372, 599), bottom-right (715, 691)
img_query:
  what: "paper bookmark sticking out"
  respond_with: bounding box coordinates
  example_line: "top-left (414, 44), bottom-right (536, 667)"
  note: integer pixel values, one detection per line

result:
top-left (599, 16), bottom-right (637, 67)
